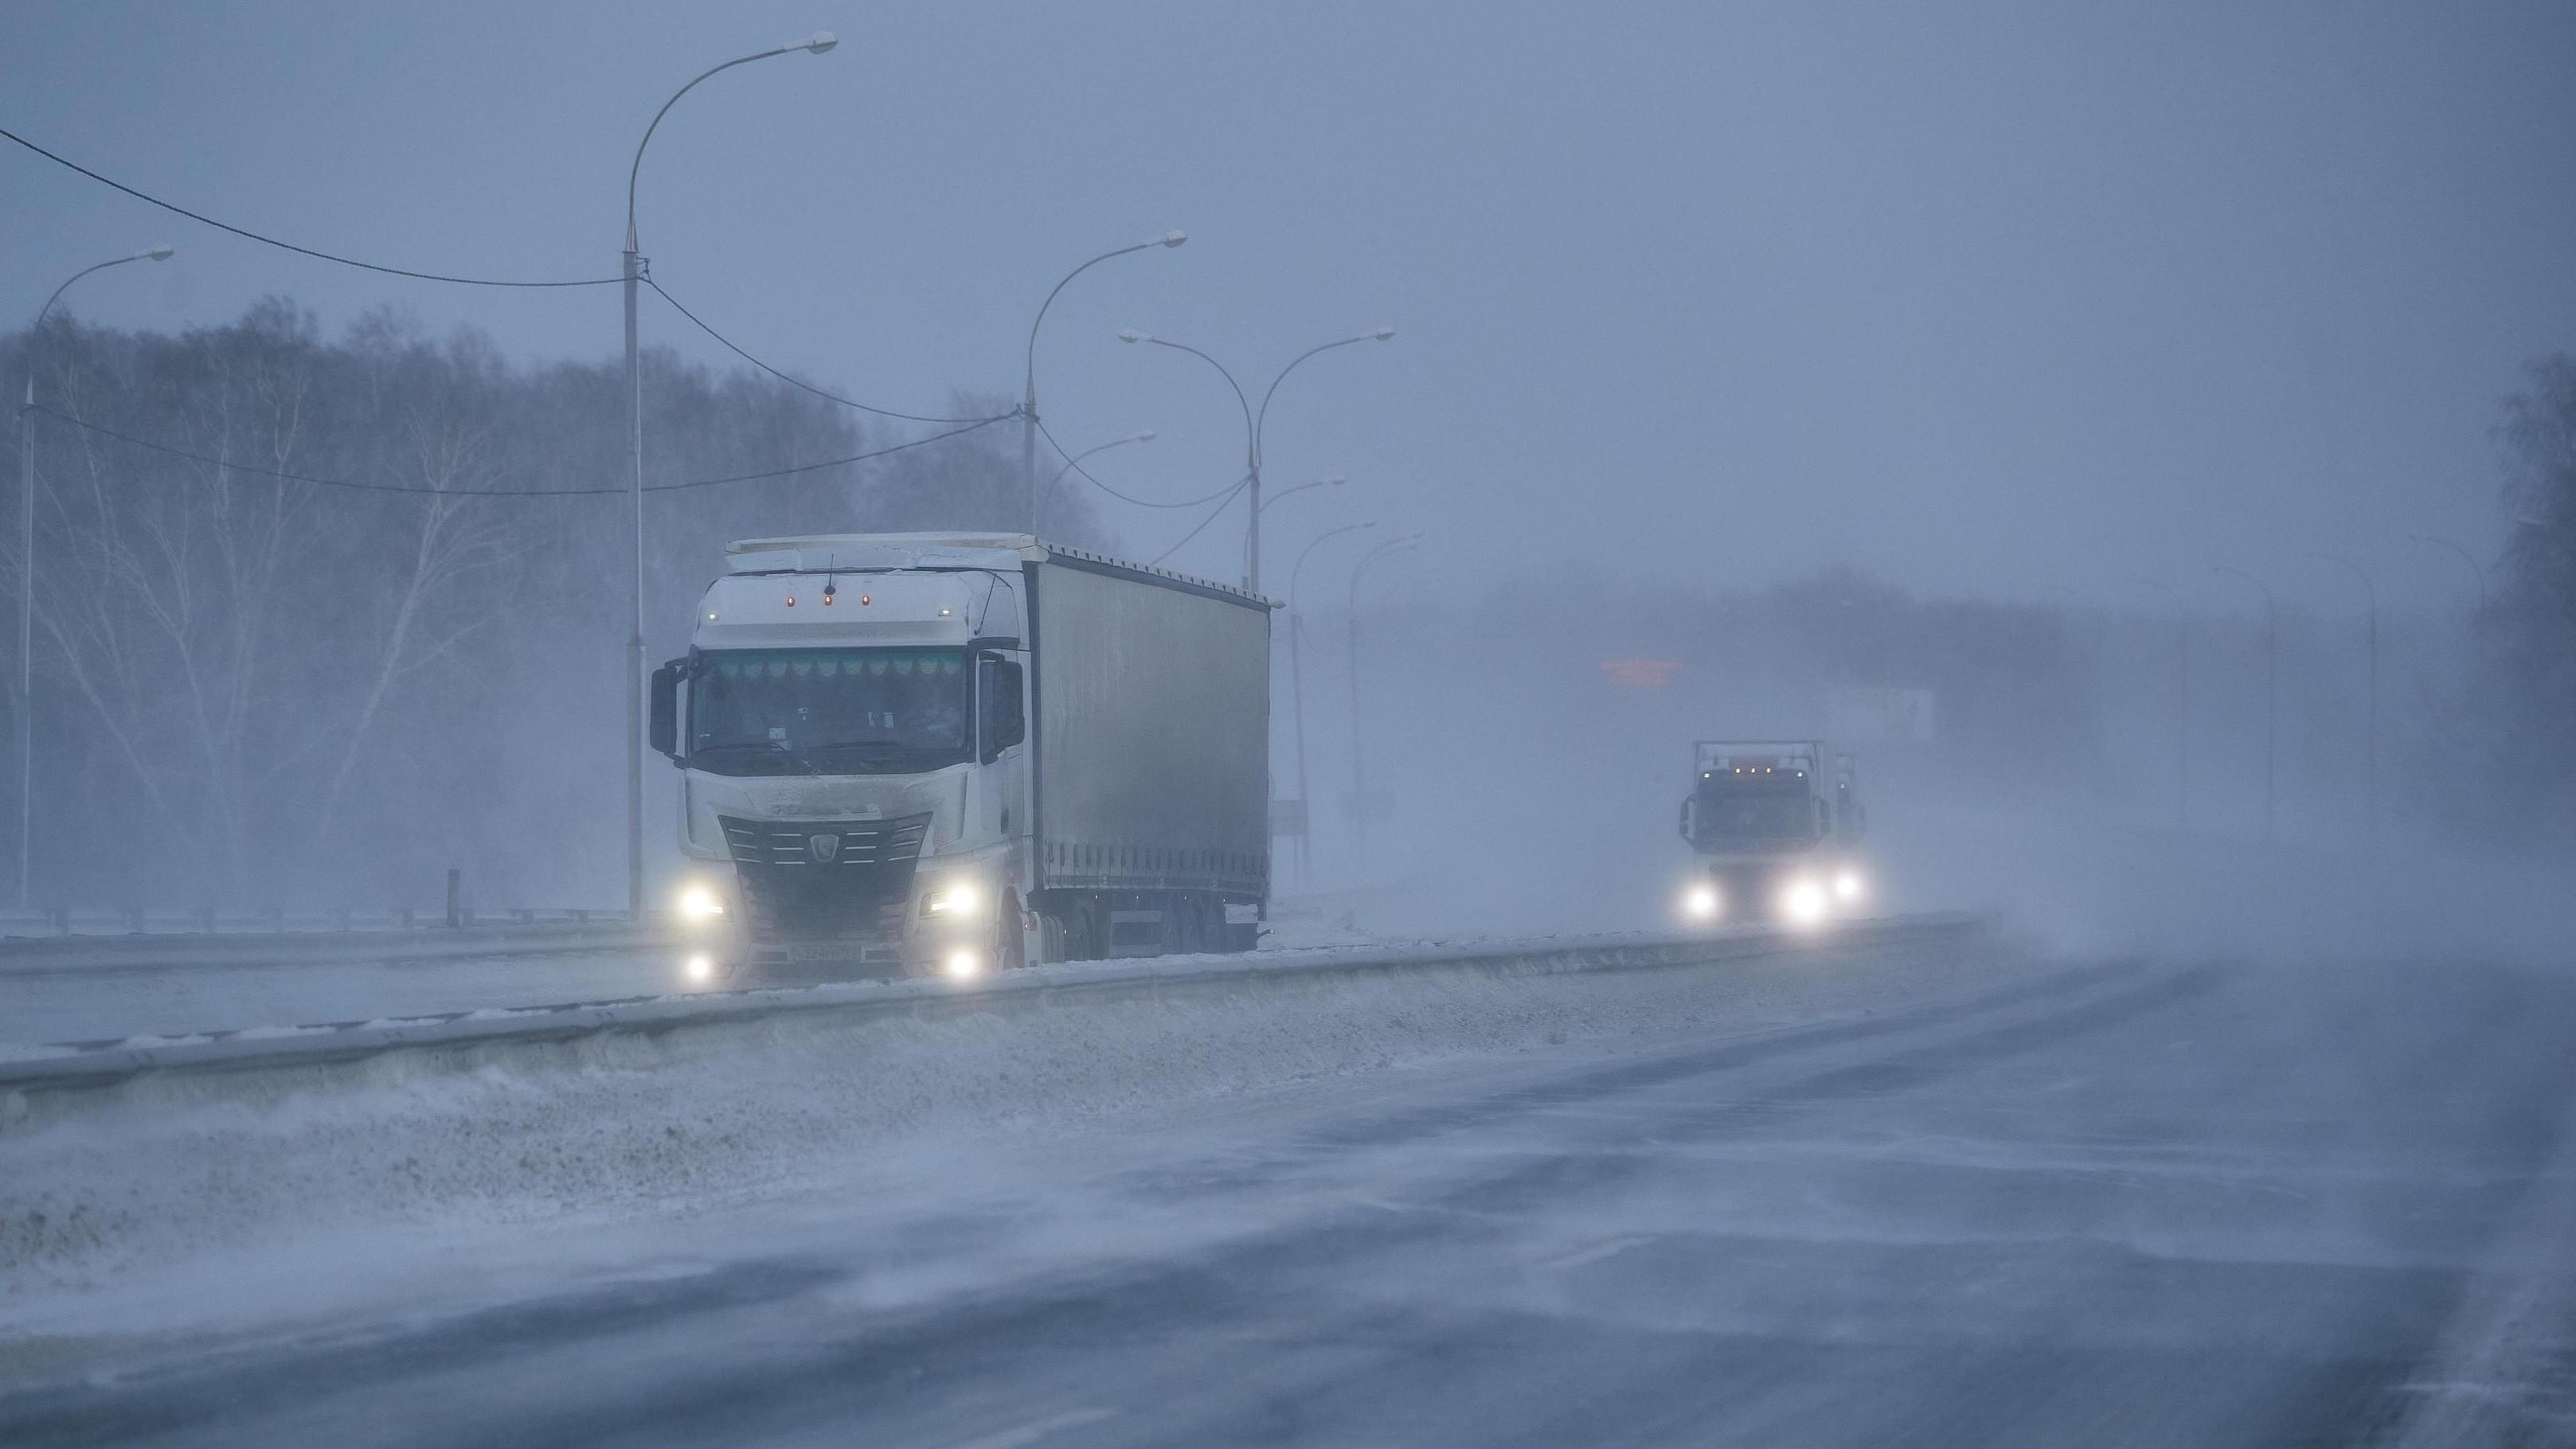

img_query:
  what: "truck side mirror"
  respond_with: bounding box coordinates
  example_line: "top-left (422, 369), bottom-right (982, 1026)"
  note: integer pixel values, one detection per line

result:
top-left (1678, 797), bottom-right (1695, 841)
top-left (650, 658), bottom-right (684, 761)
top-left (979, 654), bottom-right (1025, 764)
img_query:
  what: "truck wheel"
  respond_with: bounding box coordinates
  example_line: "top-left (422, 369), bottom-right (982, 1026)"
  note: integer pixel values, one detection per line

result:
top-left (1065, 903), bottom-right (1101, 963)
top-left (1036, 911), bottom-right (1070, 964)
top-left (999, 890), bottom-right (1027, 971)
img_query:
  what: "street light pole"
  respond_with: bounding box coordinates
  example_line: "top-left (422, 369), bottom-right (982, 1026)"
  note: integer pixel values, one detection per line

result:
top-left (1286, 520), bottom-right (1373, 883)
top-left (2308, 551), bottom-right (2380, 849)
top-left (18, 245), bottom-right (174, 909)
top-left (621, 32), bottom-right (835, 920)
top-left (1022, 234), bottom-right (1184, 530)
top-left (1251, 331), bottom-right (1390, 596)
top-left (2127, 576), bottom-right (2189, 830)
top-left (1346, 533), bottom-right (1420, 875)
top-left (1120, 326), bottom-right (1393, 593)
top-left (2211, 566), bottom-right (2278, 841)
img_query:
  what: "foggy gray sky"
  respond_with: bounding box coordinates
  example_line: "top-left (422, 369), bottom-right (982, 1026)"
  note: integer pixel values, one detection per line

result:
top-left (9, 0), bottom-right (2573, 611)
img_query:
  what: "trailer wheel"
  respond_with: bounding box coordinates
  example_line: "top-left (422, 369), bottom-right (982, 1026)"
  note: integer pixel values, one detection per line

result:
top-left (1064, 901), bottom-right (1102, 962)
top-left (1036, 910), bottom-right (1070, 964)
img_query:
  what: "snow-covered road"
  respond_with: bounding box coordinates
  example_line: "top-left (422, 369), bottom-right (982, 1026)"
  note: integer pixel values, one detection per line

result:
top-left (6, 932), bottom-right (2574, 1446)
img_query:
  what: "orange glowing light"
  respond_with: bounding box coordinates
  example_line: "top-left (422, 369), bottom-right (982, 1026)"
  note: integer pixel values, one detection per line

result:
top-left (1601, 659), bottom-right (1683, 688)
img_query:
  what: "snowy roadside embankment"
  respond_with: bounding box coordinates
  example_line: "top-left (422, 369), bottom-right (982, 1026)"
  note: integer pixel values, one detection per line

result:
top-left (1, 920), bottom-right (2019, 1324)
top-left (0, 919), bottom-right (1976, 1088)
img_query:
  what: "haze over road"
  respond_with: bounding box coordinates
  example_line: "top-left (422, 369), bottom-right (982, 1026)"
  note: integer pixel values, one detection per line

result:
top-left (8, 937), bottom-right (2570, 1447)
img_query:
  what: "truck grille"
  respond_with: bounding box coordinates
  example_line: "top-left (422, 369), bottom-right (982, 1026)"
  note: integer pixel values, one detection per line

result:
top-left (718, 814), bottom-right (930, 869)
top-left (718, 813), bottom-right (932, 943)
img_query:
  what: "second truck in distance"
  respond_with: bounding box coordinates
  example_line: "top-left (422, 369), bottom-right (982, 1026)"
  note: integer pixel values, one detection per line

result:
top-left (1676, 739), bottom-right (1870, 927)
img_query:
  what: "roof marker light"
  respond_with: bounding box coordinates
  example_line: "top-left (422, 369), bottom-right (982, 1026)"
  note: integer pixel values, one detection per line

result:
top-left (784, 595), bottom-right (796, 607)
top-left (859, 594), bottom-right (871, 607)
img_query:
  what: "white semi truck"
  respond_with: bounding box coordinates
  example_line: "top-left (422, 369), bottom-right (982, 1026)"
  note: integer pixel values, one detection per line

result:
top-left (1675, 739), bottom-right (1870, 927)
top-left (650, 533), bottom-right (1272, 982)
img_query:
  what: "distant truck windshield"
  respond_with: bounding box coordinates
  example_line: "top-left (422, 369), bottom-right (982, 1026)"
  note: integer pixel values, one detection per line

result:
top-left (1692, 788), bottom-right (1817, 844)
top-left (1682, 744), bottom-right (1834, 853)
top-left (686, 646), bottom-right (971, 776)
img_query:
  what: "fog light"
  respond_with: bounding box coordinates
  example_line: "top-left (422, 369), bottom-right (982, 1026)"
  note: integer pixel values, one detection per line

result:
top-left (944, 949), bottom-right (982, 982)
top-left (1833, 869), bottom-right (1864, 904)
top-left (1781, 878), bottom-right (1829, 927)
top-left (684, 952), bottom-right (714, 982)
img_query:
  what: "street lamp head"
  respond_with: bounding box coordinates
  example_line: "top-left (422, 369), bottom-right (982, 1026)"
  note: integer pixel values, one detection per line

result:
top-left (1320, 474), bottom-right (1347, 486)
top-left (1132, 428), bottom-right (1159, 443)
top-left (796, 31), bottom-right (838, 53)
top-left (1119, 329), bottom-right (1151, 344)
top-left (139, 246), bottom-right (176, 262)
top-left (1158, 229), bottom-right (1188, 248)
top-left (1370, 325), bottom-right (1396, 342)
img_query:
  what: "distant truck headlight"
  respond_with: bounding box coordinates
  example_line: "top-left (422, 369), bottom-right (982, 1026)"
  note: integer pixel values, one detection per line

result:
top-left (676, 883), bottom-right (726, 924)
top-left (1683, 884), bottom-right (1722, 921)
top-left (921, 880), bottom-right (982, 918)
top-left (1833, 869), bottom-right (1865, 904)
top-left (1781, 877), bottom-right (1830, 927)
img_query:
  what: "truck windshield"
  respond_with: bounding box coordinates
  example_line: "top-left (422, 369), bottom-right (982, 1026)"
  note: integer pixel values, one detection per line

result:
top-left (687, 647), bottom-right (971, 776)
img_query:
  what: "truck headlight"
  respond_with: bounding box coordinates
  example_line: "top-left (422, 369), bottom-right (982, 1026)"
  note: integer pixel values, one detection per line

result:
top-left (1833, 869), bottom-right (1865, 904)
top-left (1683, 884), bottom-right (1721, 920)
top-left (921, 880), bottom-right (981, 918)
top-left (1781, 877), bottom-right (1830, 926)
top-left (676, 883), bottom-right (726, 923)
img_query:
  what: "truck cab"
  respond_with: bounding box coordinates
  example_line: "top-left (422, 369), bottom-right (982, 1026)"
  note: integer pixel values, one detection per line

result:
top-left (1675, 740), bottom-right (1869, 927)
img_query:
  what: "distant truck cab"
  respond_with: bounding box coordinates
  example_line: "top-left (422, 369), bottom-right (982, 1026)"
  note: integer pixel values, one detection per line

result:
top-left (1676, 740), bottom-right (1869, 927)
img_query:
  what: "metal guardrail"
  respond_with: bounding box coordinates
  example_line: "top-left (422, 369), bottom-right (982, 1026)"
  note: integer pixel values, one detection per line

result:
top-left (0, 907), bottom-right (631, 939)
top-left (0, 915), bottom-right (657, 976)
top-left (0, 914), bottom-right (1984, 1092)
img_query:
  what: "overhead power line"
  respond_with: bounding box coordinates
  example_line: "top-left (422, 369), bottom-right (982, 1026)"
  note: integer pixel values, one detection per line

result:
top-left (1151, 478), bottom-right (1253, 565)
top-left (29, 404), bottom-right (1008, 495)
top-left (641, 276), bottom-right (1006, 425)
top-left (1035, 416), bottom-right (1245, 509)
top-left (1, 124), bottom-right (620, 288)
